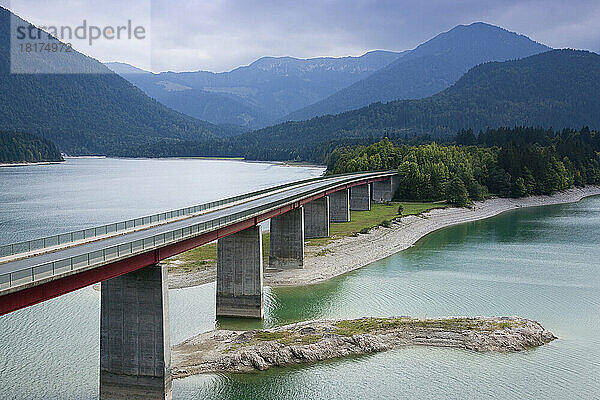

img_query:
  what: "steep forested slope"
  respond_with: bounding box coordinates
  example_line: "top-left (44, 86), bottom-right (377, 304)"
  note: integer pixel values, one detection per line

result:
top-left (0, 131), bottom-right (63, 163)
top-left (0, 7), bottom-right (224, 156)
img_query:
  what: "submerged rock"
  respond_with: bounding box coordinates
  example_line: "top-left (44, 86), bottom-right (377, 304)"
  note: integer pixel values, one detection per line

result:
top-left (172, 316), bottom-right (556, 377)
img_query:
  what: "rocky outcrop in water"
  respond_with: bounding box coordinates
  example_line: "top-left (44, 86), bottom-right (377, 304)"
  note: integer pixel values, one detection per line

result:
top-left (172, 316), bottom-right (556, 377)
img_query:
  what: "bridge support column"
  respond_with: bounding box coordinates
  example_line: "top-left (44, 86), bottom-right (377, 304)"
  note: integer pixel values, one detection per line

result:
top-left (217, 225), bottom-right (263, 318)
top-left (269, 207), bottom-right (304, 269)
top-left (100, 264), bottom-right (171, 400)
top-left (372, 178), bottom-right (393, 203)
top-left (350, 184), bottom-right (371, 211)
top-left (304, 196), bottom-right (330, 238)
top-left (391, 175), bottom-right (400, 198)
top-left (329, 189), bottom-right (350, 222)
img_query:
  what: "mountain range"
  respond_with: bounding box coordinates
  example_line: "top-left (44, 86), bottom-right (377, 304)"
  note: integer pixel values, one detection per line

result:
top-left (202, 50), bottom-right (600, 162)
top-left (105, 50), bottom-right (401, 129)
top-left (109, 23), bottom-right (550, 129)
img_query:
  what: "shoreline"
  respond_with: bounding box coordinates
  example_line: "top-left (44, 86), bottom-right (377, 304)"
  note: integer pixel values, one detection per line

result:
top-left (63, 155), bottom-right (327, 168)
top-left (168, 186), bottom-right (600, 289)
top-left (172, 316), bottom-right (556, 376)
top-left (0, 160), bottom-right (63, 168)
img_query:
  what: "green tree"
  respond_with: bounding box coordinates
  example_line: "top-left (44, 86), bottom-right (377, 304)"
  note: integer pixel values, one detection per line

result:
top-left (512, 177), bottom-right (527, 198)
top-left (446, 176), bottom-right (469, 207)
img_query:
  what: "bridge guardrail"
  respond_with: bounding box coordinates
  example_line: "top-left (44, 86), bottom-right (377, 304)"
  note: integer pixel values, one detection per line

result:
top-left (0, 171), bottom-right (395, 291)
top-left (0, 170), bottom-right (382, 260)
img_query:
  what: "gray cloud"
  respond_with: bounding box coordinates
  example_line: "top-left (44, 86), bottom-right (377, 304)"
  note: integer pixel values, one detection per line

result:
top-left (4, 0), bottom-right (600, 72)
top-left (148, 0), bottom-right (600, 72)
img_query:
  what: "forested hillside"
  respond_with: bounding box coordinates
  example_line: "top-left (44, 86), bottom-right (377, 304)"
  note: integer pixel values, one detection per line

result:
top-left (0, 7), bottom-right (224, 156)
top-left (328, 127), bottom-right (600, 205)
top-left (209, 50), bottom-right (600, 163)
top-left (286, 22), bottom-right (550, 121)
top-left (0, 131), bottom-right (63, 163)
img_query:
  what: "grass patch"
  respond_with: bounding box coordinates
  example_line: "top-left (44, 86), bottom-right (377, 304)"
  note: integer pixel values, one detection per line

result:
top-left (291, 334), bottom-right (323, 345)
top-left (167, 242), bottom-right (217, 270)
top-left (307, 201), bottom-right (446, 246)
top-left (333, 317), bottom-right (519, 336)
top-left (167, 260), bottom-right (213, 273)
top-left (225, 317), bottom-right (520, 352)
top-left (396, 201), bottom-right (449, 216)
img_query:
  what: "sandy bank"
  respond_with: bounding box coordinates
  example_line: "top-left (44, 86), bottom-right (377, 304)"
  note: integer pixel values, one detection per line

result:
top-left (172, 316), bottom-right (555, 376)
top-left (168, 186), bottom-right (600, 289)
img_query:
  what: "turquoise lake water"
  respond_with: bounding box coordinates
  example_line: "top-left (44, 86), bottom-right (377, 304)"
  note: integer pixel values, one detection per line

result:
top-left (1, 159), bottom-right (598, 399)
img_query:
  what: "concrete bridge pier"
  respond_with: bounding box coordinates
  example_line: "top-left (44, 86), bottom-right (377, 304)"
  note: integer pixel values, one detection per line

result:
top-left (372, 178), bottom-right (394, 203)
top-left (329, 189), bottom-right (350, 222)
top-left (350, 184), bottom-right (371, 211)
top-left (216, 225), bottom-right (264, 318)
top-left (304, 196), bottom-right (330, 238)
top-left (391, 175), bottom-right (400, 198)
top-left (100, 264), bottom-right (171, 400)
top-left (269, 207), bottom-right (304, 269)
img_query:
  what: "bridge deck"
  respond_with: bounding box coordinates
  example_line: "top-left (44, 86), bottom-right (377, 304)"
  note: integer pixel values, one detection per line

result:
top-left (0, 171), bottom-right (394, 295)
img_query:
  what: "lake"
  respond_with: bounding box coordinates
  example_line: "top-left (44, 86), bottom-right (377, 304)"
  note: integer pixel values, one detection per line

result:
top-left (1, 158), bottom-right (598, 399)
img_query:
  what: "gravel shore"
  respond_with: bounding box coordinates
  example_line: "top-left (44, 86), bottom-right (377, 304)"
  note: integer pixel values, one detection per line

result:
top-left (168, 186), bottom-right (600, 289)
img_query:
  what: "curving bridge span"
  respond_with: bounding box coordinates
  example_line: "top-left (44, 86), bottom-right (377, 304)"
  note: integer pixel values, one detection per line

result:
top-left (0, 170), bottom-right (399, 399)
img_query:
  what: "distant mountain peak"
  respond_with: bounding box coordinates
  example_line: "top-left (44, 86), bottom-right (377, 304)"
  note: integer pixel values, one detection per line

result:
top-left (241, 51), bottom-right (401, 74)
top-left (456, 21), bottom-right (507, 29)
top-left (285, 22), bottom-right (551, 122)
top-left (410, 21), bottom-right (550, 57)
top-left (445, 22), bottom-right (525, 33)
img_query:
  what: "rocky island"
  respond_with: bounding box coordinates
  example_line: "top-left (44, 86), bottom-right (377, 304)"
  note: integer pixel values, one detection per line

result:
top-left (172, 316), bottom-right (556, 377)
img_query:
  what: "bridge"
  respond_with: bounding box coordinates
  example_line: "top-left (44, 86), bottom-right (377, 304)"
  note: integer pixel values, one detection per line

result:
top-left (0, 170), bottom-right (399, 399)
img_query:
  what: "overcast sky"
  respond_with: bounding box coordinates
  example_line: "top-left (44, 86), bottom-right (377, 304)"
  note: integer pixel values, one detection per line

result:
top-left (4, 0), bottom-right (600, 72)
